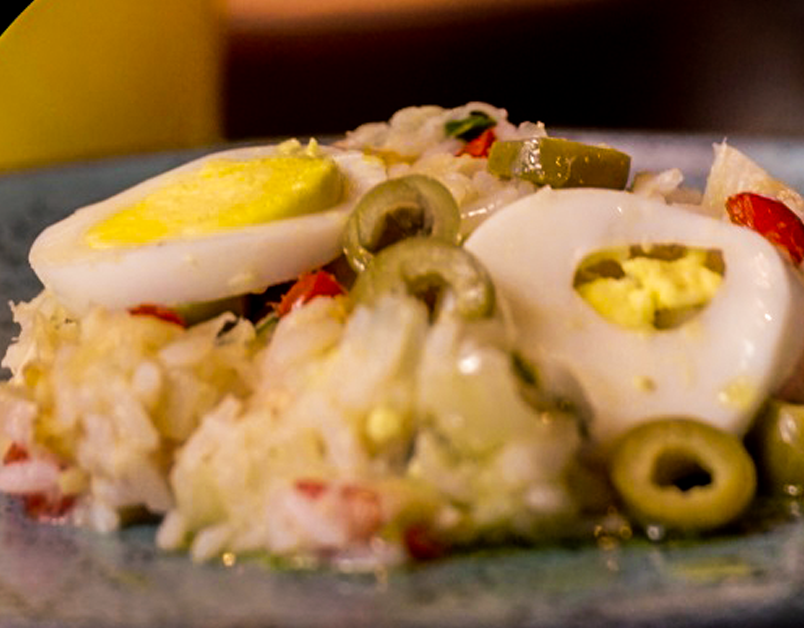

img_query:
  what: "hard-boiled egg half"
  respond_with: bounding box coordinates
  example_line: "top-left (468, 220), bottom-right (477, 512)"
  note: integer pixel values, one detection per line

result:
top-left (465, 187), bottom-right (804, 446)
top-left (29, 141), bottom-right (386, 313)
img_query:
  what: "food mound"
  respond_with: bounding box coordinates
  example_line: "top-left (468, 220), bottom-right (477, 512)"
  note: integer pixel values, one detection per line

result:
top-left (2, 103), bottom-right (804, 570)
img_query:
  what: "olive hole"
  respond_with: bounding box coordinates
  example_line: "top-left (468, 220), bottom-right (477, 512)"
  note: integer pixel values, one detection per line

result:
top-left (406, 273), bottom-right (448, 320)
top-left (652, 449), bottom-right (713, 492)
top-left (370, 204), bottom-right (432, 253)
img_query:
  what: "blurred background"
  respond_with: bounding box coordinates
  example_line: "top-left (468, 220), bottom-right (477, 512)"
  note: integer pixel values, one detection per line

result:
top-left (223, 0), bottom-right (804, 139)
top-left (2, 0), bottom-right (804, 162)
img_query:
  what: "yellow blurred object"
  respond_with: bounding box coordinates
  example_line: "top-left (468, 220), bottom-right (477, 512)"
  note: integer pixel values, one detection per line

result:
top-left (0, 0), bottom-right (222, 173)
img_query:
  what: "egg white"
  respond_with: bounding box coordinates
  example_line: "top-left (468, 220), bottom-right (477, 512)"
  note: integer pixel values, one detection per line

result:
top-left (29, 144), bottom-right (386, 313)
top-left (465, 187), bottom-right (804, 445)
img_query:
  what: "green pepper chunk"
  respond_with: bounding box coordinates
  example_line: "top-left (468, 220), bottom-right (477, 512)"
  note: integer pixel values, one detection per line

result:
top-left (749, 400), bottom-right (804, 496)
top-left (342, 175), bottom-right (460, 273)
top-left (350, 238), bottom-right (495, 320)
top-left (610, 418), bottom-right (756, 532)
top-left (488, 137), bottom-right (631, 189)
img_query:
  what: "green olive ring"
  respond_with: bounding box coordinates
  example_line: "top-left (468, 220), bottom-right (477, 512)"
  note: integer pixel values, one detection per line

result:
top-left (749, 400), bottom-right (804, 496)
top-left (609, 418), bottom-right (757, 532)
top-left (342, 174), bottom-right (461, 272)
top-left (350, 237), bottom-right (495, 320)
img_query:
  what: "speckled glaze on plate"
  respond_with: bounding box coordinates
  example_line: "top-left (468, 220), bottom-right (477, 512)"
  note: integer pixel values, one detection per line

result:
top-left (2, 133), bottom-right (804, 628)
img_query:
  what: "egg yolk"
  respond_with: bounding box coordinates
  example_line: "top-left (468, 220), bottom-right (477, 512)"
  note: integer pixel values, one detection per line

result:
top-left (84, 155), bottom-right (344, 248)
top-left (574, 245), bottom-right (724, 330)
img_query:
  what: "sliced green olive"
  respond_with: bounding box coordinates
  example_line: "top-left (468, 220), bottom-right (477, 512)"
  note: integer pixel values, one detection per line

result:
top-left (350, 238), bottom-right (494, 320)
top-left (488, 137), bottom-right (631, 189)
top-left (342, 175), bottom-right (460, 272)
top-left (749, 400), bottom-right (804, 496)
top-left (610, 418), bottom-right (756, 532)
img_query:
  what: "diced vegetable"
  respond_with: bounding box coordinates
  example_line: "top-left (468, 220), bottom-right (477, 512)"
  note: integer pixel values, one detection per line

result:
top-left (488, 137), bottom-right (631, 189)
top-left (403, 523), bottom-right (446, 560)
top-left (726, 192), bottom-right (804, 265)
top-left (276, 270), bottom-right (345, 317)
top-left (456, 128), bottom-right (497, 158)
top-left (19, 493), bottom-right (76, 522)
top-left (1, 444), bottom-right (76, 521)
top-left (2, 442), bottom-right (28, 464)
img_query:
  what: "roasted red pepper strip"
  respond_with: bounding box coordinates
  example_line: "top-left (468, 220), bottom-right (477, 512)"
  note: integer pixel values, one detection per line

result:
top-left (726, 192), bottom-right (804, 265)
top-left (457, 128), bottom-right (496, 158)
top-left (276, 271), bottom-right (345, 317)
top-left (128, 303), bottom-right (186, 327)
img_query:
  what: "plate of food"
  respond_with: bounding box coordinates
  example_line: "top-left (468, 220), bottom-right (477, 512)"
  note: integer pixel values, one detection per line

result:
top-left (2, 104), bottom-right (804, 628)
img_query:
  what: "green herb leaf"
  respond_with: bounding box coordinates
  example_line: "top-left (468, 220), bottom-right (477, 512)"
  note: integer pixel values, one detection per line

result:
top-left (444, 111), bottom-right (495, 141)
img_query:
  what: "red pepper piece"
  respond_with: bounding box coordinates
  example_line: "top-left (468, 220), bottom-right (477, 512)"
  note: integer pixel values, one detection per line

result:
top-left (295, 479), bottom-right (328, 500)
top-left (403, 522), bottom-right (445, 561)
top-left (22, 493), bottom-right (76, 522)
top-left (3, 442), bottom-right (29, 464)
top-left (3, 444), bottom-right (75, 521)
top-left (457, 128), bottom-right (496, 158)
top-left (726, 192), bottom-right (804, 265)
top-left (128, 303), bottom-right (186, 327)
top-left (276, 271), bottom-right (345, 317)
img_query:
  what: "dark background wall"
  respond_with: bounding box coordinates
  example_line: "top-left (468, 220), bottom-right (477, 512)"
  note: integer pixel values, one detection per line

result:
top-left (224, 0), bottom-right (804, 139)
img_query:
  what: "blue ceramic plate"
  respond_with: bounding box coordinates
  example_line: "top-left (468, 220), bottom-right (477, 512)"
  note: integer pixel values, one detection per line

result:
top-left (2, 134), bottom-right (804, 628)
